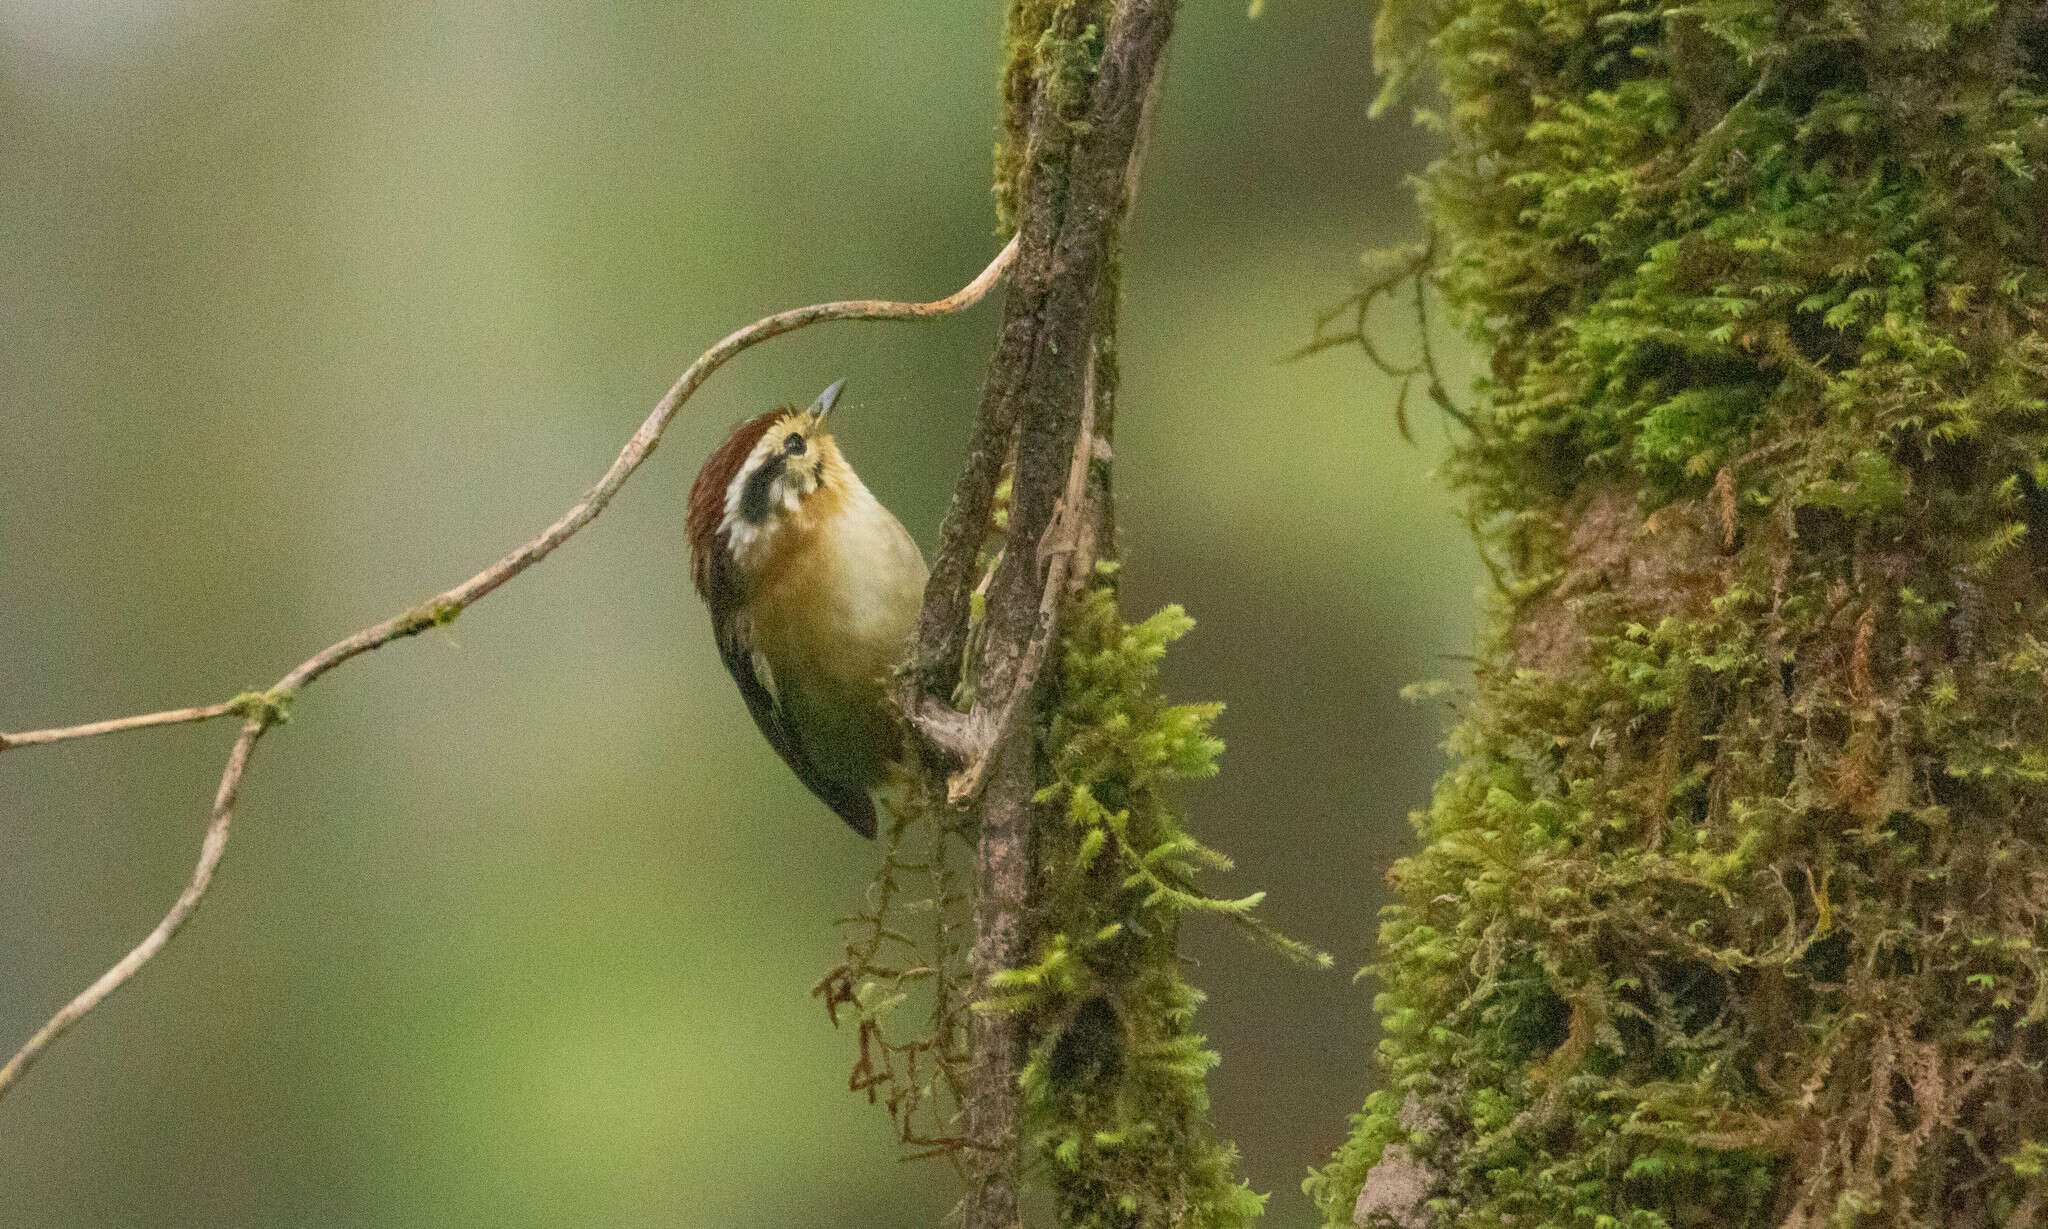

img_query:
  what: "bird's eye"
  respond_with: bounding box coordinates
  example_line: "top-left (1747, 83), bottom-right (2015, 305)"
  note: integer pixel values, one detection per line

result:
top-left (784, 432), bottom-right (806, 456)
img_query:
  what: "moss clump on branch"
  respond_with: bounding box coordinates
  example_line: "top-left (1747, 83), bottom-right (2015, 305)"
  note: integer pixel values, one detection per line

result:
top-left (1311, 0), bottom-right (2048, 1224)
top-left (224, 687), bottom-right (295, 727)
top-left (1003, 571), bottom-right (1277, 1229)
top-left (394, 595), bottom-right (463, 637)
top-left (994, 0), bottom-right (1109, 232)
top-left (831, 569), bottom-right (1295, 1224)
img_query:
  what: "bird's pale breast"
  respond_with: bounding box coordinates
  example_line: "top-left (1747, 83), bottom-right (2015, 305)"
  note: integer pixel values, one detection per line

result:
top-left (747, 474), bottom-right (928, 787)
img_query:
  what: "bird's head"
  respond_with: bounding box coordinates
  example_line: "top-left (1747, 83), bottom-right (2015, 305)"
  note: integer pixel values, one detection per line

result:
top-left (688, 379), bottom-right (856, 590)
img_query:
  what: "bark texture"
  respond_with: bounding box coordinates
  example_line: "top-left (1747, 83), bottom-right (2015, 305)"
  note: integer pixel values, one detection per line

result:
top-left (906, 2), bottom-right (1181, 1225)
top-left (1313, 0), bottom-right (2048, 1225)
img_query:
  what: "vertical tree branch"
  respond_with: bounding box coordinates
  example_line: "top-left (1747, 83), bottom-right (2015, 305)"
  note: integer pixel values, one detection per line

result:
top-left (907, 2), bottom-right (1180, 1224)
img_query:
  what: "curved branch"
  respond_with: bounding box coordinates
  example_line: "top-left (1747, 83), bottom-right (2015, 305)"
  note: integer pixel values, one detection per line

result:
top-left (0, 235), bottom-right (1018, 1103)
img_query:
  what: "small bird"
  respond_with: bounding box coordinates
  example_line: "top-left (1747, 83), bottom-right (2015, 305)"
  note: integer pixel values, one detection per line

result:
top-left (686, 379), bottom-right (929, 837)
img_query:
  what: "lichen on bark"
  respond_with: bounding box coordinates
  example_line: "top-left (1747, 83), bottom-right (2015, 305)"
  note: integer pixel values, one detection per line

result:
top-left (1312, 0), bottom-right (2048, 1224)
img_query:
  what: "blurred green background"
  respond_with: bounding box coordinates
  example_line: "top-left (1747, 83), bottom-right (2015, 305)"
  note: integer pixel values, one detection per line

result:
top-left (0, 2), bottom-right (1476, 1225)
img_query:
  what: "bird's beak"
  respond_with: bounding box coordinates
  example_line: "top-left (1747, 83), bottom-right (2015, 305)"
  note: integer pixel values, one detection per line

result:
top-left (810, 377), bottom-right (847, 421)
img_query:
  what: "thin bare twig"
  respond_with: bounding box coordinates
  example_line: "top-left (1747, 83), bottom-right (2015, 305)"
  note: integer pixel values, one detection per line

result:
top-left (1, 702), bottom-right (241, 751)
top-left (0, 722), bottom-right (266, 1096)
top-left (1288, 233), bottom-right (1473, 437)
top-left (0, 235), bottom-right (1019, 1104)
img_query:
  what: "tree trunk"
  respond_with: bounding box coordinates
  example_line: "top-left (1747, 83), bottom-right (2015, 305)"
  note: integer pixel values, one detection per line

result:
top-left (1316, 0), bottom-right (2048, 1225)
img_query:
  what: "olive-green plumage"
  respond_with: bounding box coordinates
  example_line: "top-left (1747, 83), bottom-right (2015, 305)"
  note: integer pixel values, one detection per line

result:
top-left (687, 380), bottom-right (927, 837)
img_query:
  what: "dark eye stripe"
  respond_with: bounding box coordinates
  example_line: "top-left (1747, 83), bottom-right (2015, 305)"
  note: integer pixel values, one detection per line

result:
top-left (738, 454), bottom-right (785, 523)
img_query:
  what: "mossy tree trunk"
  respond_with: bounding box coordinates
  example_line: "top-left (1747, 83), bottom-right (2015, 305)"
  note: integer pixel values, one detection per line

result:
top-left (1314, 0), bottom-right (2048, 1225)
top-left (898, 2), bottom-right (1273, 1226)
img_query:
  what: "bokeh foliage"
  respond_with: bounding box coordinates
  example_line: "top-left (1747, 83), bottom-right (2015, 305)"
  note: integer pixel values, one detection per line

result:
top-left (1315, 0), bottom-right (2048, 1223)
top-left (2, 3), bottom-right (1470, 1226)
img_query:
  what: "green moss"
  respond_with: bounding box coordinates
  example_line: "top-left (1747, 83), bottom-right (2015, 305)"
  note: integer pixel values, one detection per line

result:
top-left (994, 0), bottom-right (1106, 232)
top-left (826, 570), bottom-right (1302, 1227)
top-left (225, 686), bottom-right (295, 727)
top-left (1312, 0), bottom-right (2048, 1223)
top-left (1007, 574), bottom-right (1285, 1228)
top-left (395, 595), bottom-right (463, 637)
top-left (995, 0), bottom-right (1057, 229)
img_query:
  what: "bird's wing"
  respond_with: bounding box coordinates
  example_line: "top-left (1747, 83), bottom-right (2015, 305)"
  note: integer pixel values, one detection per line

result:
top-left (712, 609), bottom-right (878, 839)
